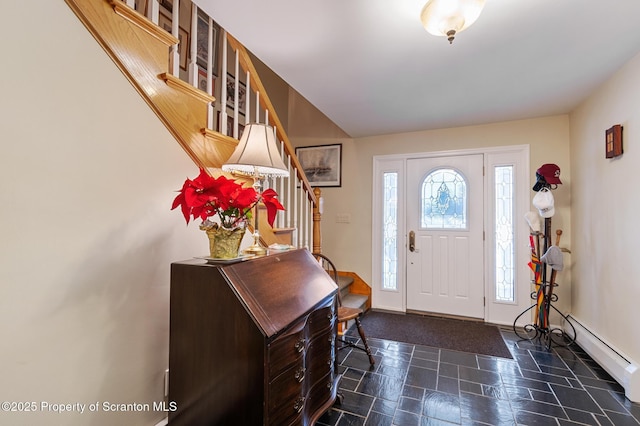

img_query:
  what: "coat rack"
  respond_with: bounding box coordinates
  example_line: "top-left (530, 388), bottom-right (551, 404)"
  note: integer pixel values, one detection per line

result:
top-left (513, 216), bottom-right (576, 349)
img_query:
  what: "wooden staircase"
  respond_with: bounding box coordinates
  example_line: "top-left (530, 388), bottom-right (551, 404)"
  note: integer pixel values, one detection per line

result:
top-left (337, 271), bottom-right (371, 333)
top-left (65, 0), bottom-right (237, 170)
top-left (64, 0), bottom-right (318, 250)
top-left (65, 0), bottom-right (371, 309)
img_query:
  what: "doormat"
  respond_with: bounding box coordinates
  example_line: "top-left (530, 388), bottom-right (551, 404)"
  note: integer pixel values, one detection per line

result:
top-left (351, 311), bottom-right (513, 359)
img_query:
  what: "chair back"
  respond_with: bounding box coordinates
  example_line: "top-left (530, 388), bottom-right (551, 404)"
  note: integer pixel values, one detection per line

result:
top-left (312, 253), bottom-right (342, 305)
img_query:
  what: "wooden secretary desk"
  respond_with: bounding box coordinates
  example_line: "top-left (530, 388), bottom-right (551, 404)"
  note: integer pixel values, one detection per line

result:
top-left (168, 249), bottom-right (340, 425)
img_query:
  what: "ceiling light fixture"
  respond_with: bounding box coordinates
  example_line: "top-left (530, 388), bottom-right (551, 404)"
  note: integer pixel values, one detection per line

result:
top-left (420, 0), bottom-right (486, 44)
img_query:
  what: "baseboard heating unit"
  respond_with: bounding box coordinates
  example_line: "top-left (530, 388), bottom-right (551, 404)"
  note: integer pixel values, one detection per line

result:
top-left (566, 315), bottom-right (640, 402)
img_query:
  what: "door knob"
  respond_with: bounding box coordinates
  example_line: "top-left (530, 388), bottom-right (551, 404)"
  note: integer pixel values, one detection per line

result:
top-left (409, 231), bottom-right (415, 252)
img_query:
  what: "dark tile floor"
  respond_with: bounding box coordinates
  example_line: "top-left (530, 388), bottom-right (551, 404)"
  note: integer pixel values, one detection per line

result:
top-left (318, 327), bottom-right (640, 426)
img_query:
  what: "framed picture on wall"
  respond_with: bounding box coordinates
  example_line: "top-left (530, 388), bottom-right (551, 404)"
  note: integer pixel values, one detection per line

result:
top-left (605, 124), bottom-right (623, 158)
top-left (197, 67), bottom-right (215, 97)
top-left (196, 12), bottom-right (219, 75)
top-left (158, 0), bottom-right (173, 13)
top-left (178, 27), bottom-right (188, 71)
top-left (225, 73), bottom-right (247, 115)
top-left (158, 11), bottom-right (172, 33)
top-left (158, 11), bottom-right (188, 71)
top-left (217, 111), bottom-right (245, 139)
top-left (295, 144), bottom-right (342, 187)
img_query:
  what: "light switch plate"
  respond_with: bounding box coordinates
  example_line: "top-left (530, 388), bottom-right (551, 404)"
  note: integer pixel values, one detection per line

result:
top-left (336, 213), bottom-right (351, 223)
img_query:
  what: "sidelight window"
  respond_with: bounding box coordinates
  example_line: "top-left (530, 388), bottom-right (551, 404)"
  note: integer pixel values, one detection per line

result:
top-left (495, 166), bottom-right (515, 302)
top-left (382, 172), bottom-right (398, 290)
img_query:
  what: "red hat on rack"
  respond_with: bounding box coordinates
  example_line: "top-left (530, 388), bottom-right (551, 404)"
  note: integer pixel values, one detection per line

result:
top-left (536, 164), bottom-right (562, 185)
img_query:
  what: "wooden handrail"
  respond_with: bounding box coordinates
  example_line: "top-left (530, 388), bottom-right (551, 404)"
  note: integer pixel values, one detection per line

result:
top-left (66, 0), bottom-right (321, 250)
top-left (226, 34), bottom-right (317, 206)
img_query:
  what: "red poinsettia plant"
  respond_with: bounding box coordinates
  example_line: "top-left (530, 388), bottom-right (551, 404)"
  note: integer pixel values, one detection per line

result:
top-left (171, 168), bottom-right (284, 229)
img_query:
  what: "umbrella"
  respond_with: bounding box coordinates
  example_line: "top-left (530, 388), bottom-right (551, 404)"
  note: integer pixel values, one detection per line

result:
top-left (527, 235), bottom-right (545, 327)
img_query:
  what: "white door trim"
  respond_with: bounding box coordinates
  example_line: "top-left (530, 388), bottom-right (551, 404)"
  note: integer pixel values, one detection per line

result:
top-left (372, 145), bottom-right (531, 325)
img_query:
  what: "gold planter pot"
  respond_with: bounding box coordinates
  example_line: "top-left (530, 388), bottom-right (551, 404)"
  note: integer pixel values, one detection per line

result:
top-left (202, 223), bottom-right (246, 259)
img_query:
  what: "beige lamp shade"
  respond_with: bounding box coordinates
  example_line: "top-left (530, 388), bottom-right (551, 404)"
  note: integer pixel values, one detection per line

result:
top-left (222, 123), bottom-right (289, 177)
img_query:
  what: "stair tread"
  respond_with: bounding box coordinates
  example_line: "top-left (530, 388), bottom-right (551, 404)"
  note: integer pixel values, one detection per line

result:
top-left (272, 227), bottom-right (295, 234)
top-left (160, 73), bottom-right (215, 104)
top-left (110, 0), bottom-right (178, 47)
top-left (342, 293), bottom-right (368, 309)
top-left (338, 275), bottom-right (354, 290)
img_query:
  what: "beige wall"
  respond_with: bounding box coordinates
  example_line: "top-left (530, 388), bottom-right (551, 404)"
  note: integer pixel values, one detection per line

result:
top-left (288, 88), bottom-right (351, 140)
top-left (569, 52), bottom-right (640, 363)
top-left (249, 51), bottom-right (291, 130)
top-left (0, 2), bottom-right (206, 425)
top-left (287, 82), bottom-right (575, 320)
top-left (293, 116), bottom-right (570, 311)
top-left (289, 49), bottom-right (640, 368)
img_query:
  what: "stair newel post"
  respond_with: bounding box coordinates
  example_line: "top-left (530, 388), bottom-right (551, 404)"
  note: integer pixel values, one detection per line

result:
top-left (313, 187), bottom-right (323, 254)
top-left (169, 0), bottom-right (180, 76)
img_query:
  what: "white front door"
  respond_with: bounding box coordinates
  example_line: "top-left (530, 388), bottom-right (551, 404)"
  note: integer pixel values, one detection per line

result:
top-left (406, 154), bottom-right (485, 318)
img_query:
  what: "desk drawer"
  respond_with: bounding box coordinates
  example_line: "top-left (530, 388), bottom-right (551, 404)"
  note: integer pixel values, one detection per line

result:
top-left (304, 371), bottom-right (336, 422)
top-left (267, 365), bottom-right (305, 425)
top-left (268, 319), bottom-right (306, 379)
top-left (305, 329), bottom-right (335, 387)
top-left (307, 303), bottom-right (335, 338)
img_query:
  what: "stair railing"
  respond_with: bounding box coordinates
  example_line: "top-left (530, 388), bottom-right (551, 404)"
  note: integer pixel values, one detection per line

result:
top-left (124, 0), bottom-right (321, 251)
top-left (221, 31), bottom-right (320, 249)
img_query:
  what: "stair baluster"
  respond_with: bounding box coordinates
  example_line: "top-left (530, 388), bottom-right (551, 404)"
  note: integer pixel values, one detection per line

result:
top-left (70, 0), bottom-right (321, 251)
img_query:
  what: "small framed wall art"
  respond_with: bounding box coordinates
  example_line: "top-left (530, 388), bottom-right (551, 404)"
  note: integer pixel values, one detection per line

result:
top-left (196, 11), bottom-right (219, 75)
top-left (225, 73), bottom-right (246, 115)
top-left (605, 124), bottom-right (623, 158)
top-left (217, 111), bottom-right (244, 139)
top-left (197, 67), bottom-right (214, 97)
top-left (295, 144), bottom-right (342, 187)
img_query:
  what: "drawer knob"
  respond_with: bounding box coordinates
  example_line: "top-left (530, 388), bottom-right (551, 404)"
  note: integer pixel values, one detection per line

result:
top-left (294, 338), bottom-right (306, 353)
top-left (294, 367), bottom-right (306, 383)
top-left (293, 396), bottom-right (305, 413)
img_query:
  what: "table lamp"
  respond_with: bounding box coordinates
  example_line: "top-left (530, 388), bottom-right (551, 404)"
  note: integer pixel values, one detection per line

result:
top-left (222, 123), bottom-right (289, 255)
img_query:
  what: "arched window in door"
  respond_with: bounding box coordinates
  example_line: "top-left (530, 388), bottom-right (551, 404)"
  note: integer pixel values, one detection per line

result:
top-left (421, 168), bottom-right (467, 229)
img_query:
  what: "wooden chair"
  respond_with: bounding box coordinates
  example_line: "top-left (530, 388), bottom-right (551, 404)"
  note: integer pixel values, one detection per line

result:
top-left (313, 253), bottom-right (375, 366)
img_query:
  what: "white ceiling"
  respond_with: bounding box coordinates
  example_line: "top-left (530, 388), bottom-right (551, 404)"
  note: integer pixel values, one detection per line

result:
top-left (198, 0), bottom-right (640, 138)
